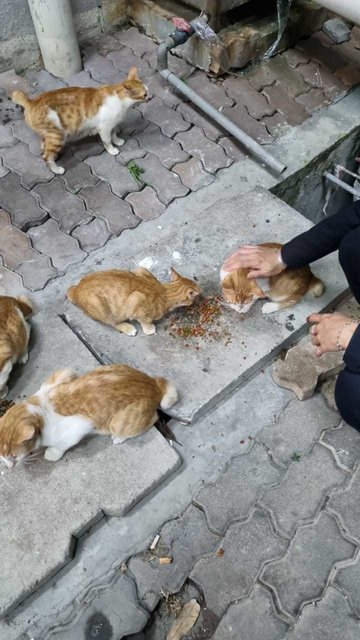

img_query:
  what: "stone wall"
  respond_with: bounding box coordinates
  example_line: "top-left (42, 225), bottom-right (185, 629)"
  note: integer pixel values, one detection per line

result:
top-left (0, 0), bottom-right (128, 73)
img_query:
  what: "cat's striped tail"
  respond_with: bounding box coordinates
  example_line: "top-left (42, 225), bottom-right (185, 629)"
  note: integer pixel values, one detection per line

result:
top-left (308, 273), bottom-right (325, 298)
top-left (156, 377), bottom-right (179, 410)
top-left (11, 90), bottom-right (31, 109)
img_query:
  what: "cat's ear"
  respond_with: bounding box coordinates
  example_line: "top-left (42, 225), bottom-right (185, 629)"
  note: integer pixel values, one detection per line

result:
top-left (16, 424), bottom-right (35, 444)
top-left (170, 267), bottom-right (181, 282)
top-left (127, 66), bottom-right (139, 81)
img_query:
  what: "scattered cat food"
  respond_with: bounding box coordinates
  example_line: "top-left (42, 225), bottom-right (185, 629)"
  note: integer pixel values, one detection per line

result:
top-left (159, 556), bottom-right (173, 565)
top-left (120, 562), bottom-right (128, 573)
top-left (166, 295), bottom-right (231, 345)
top-left (0, 398), bottom-right (14, 418)
top-left (216, 548), bottom-right (225, 557)
top-left (150, 534), bottom-right (160, 551)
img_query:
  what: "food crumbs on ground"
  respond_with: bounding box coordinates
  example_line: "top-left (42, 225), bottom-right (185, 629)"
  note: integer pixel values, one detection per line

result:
top-left (166, 294), bottom-right (232, 346)
top-left (159, 556), bottom-right (173, 565)
top-left (0, 398), bottom-right (14, 417)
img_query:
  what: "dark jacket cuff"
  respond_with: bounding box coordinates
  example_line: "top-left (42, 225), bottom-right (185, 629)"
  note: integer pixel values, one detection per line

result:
top-left (344, 324), bottom-right (360, 373)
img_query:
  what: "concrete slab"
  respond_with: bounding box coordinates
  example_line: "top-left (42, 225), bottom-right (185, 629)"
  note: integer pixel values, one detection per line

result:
top-left (0, 311), bottom-right (181, 618)
top-left (65, 187), bottom-right (348, 422)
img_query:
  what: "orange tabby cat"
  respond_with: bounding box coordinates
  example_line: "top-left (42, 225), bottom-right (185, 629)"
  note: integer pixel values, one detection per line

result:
top-left (0, 364), bottom-right (179, 467)
top-left (11, 66), bottom-right (147, 174)
top-left (0, 295), bottom-right (33, 398)
top-left (221, 242), bottom-right (324, 314)
top-left (67, 267), bottom-right (202, 336)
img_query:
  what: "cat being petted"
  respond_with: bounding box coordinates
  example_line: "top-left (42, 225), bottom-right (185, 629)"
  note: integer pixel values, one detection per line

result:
top-left (0, 296), bottom-right (33, 398)
top-left (221, 242), bottom-right (324, 315)
top-left (11, 67), bottom-right (147, 174)
top-left (67, 267), bottom-right (201, 336)
top-left (0, 364), bottom-right (179, 468)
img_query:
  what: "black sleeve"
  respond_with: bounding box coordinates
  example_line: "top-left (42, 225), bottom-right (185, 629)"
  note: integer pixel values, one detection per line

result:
top-left (344, 325), bottom-right (360, 373)
top-left (281, 201), bottom-right (360, 269)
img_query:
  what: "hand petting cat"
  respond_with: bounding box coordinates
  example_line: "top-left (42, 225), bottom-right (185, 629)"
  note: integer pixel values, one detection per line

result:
top-left (223, 244), bottom-right (286, 279)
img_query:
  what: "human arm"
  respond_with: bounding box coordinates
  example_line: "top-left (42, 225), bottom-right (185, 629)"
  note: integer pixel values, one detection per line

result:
top-left (309, 312), bottom-right (360, 372)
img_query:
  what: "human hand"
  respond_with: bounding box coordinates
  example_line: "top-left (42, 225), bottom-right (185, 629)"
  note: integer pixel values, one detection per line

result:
top-left (222, 245), bottom-right (286, 279)
top-left (308, 312), bottom-right (359, 357)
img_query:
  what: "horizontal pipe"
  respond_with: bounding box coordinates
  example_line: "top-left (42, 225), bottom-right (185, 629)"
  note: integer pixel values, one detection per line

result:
top-left (314, 0), bottom-right (360, 25)
top-left (160, 68), bottom-right (286, 176)
top-left (324, 171), bottom-right (360, 198)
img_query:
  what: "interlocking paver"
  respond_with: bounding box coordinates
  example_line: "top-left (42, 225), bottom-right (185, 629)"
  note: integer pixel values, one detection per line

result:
top-left (59, 152), bottom-right (99, 192)
top-left (66, 70), bottom-right (100, 88)
top-left (334, 556), bottom-right (360, 617)
top-left (145, 50), bottom-right (194, 78)
top-left (140, 97), bottom-right (190, 137)
top-left (262, 84), bottom-right (307, 126)
top-left (95, 33), bottom-right (125, 57)
top-left (193, 444), bottom-right (283, 535)
top-left (321, 422), bottom-right (360, 471)
top-left (261, 512), bottom-right (355, 618)
top-left (287, 587), bottom-right (360, 640)
top-left (260, 445), bottom-right (346, 536)
top-left (296, 87), bottom-right (330, 112)
top-left (26, 69), bottom-right (67, 93)
top-left (1, 142), bottom-right (53, 188)
top-left (173, 157), bottom-right (214, 191)
top-left (85, 153), bottom-right (141, 197)
top-left (79, 181), bottom-right (139, 235)
top-left (135, 124), bottom-right (189, 168)
top-left (218, 103), bottom-right (274, 145)
top-left (0, 123), bottom-right (16, 147)
top-left (27, 219), bottom-right (86, 270)
top-left (129, 505), bottom-right (219, 611)
top-left (223, 76), bottom-right (275, 119)
top-left (125, 186), bottom-right (166, 220)
top-left (0, 69), bottom-right (33, 97)
top-left (0, 95), bottom-right (23, 126)
top-left (213, 584), bottom-right (290, 640)
top-left (83, 47), bottom-right (120, 84)
top-left (219, 136), bottom-right (247, 162)
top-left (281, 48), bottom-right (310, 68)
top-left (116, 138), bottom-right (146, 164)
top-left (336, 41), bottom-right (360, 67)
top-left (17, 254), bottom-right (57, 291)
top-left (263, 112), bottom-right (290, 137)
top-left (72, 218), bottom-right (112, 252)
top-left (328, 464), bottom-right (360, 543)
top-left (187, 72), bottom-right (233, 110)
top-left (0, 209), bottom-right (37, 269)
top-left (176, 126), bottom-right (232, 173)
top-left (113, 26), bottom-right (157, 58)
top-left (190, 509), bottom-right (286, 617)
top-left (297, 61), bottom-right (347, 101)
top-left (0, 172), bottom-right (48, 230)
top-left (177, 102), bottom-right (224, 141)
top-left (296, 33), bottom-right (345, 72)
top-left (258, 396), bottom-right (340, 467)
top-left (0, 161), bottom-right (8, 177)
top-left (71, 139), bottom-right (104, 161)
top-left (351, 26), bottom-right (360, 49)
top-left (335, 65), bottom-right (360, 87)
top-left (0, 259), bottom-right (25, 295)
top-left (120, 108), bottom-right (149, 137)
top-left (107, 49), bottom-right (152, 81)
top-left (34, 179), bottom-right (91, 233)
top-left (11, 120), bottom-right (41, 155)
top-left (147, 74), bottom-right (183, 109)
top-left (135, 153), bottom-right (189, 204)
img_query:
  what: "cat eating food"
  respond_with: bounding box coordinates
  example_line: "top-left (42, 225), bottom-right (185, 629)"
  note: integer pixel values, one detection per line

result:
top-left (221, 242), bottom-right (324, 315)
top-left (11, 66), bottom-right (147, 174)
top-left (67, 267), bottom-right (202, 336)
top-left (0, 364), bottom-right (179, 468)
top-left (0, 296), bottom-right (33, 399)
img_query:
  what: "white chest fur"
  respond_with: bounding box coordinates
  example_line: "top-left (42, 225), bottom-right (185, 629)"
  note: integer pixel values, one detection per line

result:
top-left (81, 95), bottom-right (134, 135)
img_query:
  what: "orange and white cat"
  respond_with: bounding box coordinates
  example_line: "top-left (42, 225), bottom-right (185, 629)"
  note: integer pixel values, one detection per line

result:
top-left (0, 296), bottom-right (33, 398)
top-left (221, 242), bottom-right (324, 314)
top-left (0, 364), bottom-right (178, 468)
top-left (67, 267), bottom-right (201, 336)
top-left (11, 66), bottom-right (147, 174)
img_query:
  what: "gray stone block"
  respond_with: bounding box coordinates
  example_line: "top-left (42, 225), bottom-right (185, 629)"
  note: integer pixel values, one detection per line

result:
top-left (260, 445), bottom-right (347, 537)
top-left (190, 509), bottom-right (286, 616)
top-left (213, 584), bottom-right (290, 640)
top-left (257, 395), bottom-right (340, 467)
top-left (193, 443), bottom-right (283, 534)
top-left (328, 464), bottom-right (360, 543)
top-left (334, 555), bottom-right (360, 617)
top-left (321, 421), bottom-right (360, 471)
top-left (64, 187), bottom-right (348, 423)
top-left (261, 513), bottom-right (355, 618)
top-left (323, 18), bottom-right (350, 44)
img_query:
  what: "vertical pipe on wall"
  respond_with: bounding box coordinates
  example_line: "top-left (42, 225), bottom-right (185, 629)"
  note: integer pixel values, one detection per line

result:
top-left (27, 0), bottom-right (82, 78)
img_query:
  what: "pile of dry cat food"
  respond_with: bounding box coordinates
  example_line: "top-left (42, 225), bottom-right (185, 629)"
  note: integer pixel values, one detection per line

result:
top-left (165, 294), bottom-right (232, 345)
top-left (0, 399), bottom-right (14, 418)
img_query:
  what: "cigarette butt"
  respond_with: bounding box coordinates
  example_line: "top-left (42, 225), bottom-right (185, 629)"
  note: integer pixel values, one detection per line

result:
top-left (150, 534), bottom-right (160, 551)
top-left (159, 556), bottom-right (172, 565)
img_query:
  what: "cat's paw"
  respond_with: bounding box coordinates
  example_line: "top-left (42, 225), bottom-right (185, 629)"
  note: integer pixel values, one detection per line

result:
top-left (49, 164), bottom-right (65, 175)
top-left (142, 324), bottom-right (156, 336)
top-left (44, 447), bottom-right (65, 462)
top-left (112, 135), bottom-right (125, 146)
top-left (18, 350), bottom-right (29, 364)
top-left (112, 435), bottom-right (127, 445)
top-left (0, 385), bottom-right (9, 399)
top-left (262, 302), bottom-right (280, 315)
top-left (105, 145), bottom-right (120, 156)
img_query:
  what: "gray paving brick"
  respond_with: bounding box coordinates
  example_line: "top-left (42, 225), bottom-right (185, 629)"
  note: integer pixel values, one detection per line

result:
top-left (116, 138), bottom-right (146, 164)
top-left (95, 33), bottom-right (125, 57)
top-left (114, 26), bottom-right (157, 57)
top-left (173, 157), bottom-right (214, 191)
top-left (28, 219), bottom-right (86, 270)
top-left (34, 178), bottom-right (91, 233)
top-left (72, 218), bottom-right (112, 252)
top-left (121, 108), bottom-right (149, 137)
top-left (334, 555), bottom-right (360, 617)
top-left (0, 98), bottom-right (23, 126)
top-left (125, 186), bottom-right (166, 220)
top-left (135, 153), bottom-right (189, 204)
top-left (135, 124), bottom-right (189, 168)
top-left (296, 88), bottom-right (331, 112)
top-left (187, 72), bottom-right (233, 109)
top-left (257, 395), bottom-right (340, 467)
top-left (0, 259), bottom-right (25, 295)
top-left (0, 172), bottom-right (48, 230)
top-left (0, 123), bottom-right (16, 147)
top-left (1, 142), bottom-right (53, 188)
top-left (0, 69), bottom-right (33, 97)
top-left (140, 97), bottom-right (191, 137)
top-left (176, 102), bottom-right (224, 141)
top-left (79, 181), bottom-right (139, 235)
top-left (85, 153), bottom-right (141, 197)
top-left (147, 74), bottom-right (183, 109)
top-left (287, 587), bottom-right (360, 639)
top-left (71, 139), bottom-right (104, 161)
top-left (328, 464), bottom-right (360, 543)
top-left (190, 509), bottom-right (286, 616)
top-left (0, 160), bottom-right (9, 177)
top-left (59, 152), bottom-right (99, 192)
top-left (107, 49), bottom-right (152, 81)
top-left (26, 69), bottom-right (67, 92)
top-left (213, 584), bottom-right (290, 640)
top-left (263, 112), bottom-right (291, 137)
top-left (321, 422), bottom-right (360, 471)
top-left (48, 575), bottom-right (149, 639)
top-left (281, 48), bottom-right (310, 68)
top-left (335, 64), bottom-right (360, 87)
top-left (66, 70), bottom-right (100, 88)
top-left (193, 444), bottom-right (283, 535)
top-left (296, 33), bottom-right (346, 72)
top-left (262, 84), bottom-right (307, 126)
top-left (129, 505), bottom-right (219, 611)
top-left (223, 76), bottom-right (275, 119)
top-left (222, 104), bottom-right (274, 144)
top-left (261, 512), bottom-right (355, 617)
top-left (17, 254), bottom-right (57, 290)
top-left (11, 120), bottom-right (41, 155)
top-left (0, 209), bottom-right (38, 269)
top-left (297, 61), bottom-right (347, 101)
top-left (176, 126), bottom-right (232, 174)
top-left (219, 136), bottom-right (247, 162)
top-left (145, 50), bottom-right (194, 78)
top-left (260, 445), bottom-right (347, 537)
top-left (83, 47), bottom-right (120, 84)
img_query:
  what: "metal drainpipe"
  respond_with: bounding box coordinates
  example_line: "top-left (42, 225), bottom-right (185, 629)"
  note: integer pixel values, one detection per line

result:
top-left (27, 0), bottom-right (82, 78)
top-left (157, 27), bottom-right (286, 176)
